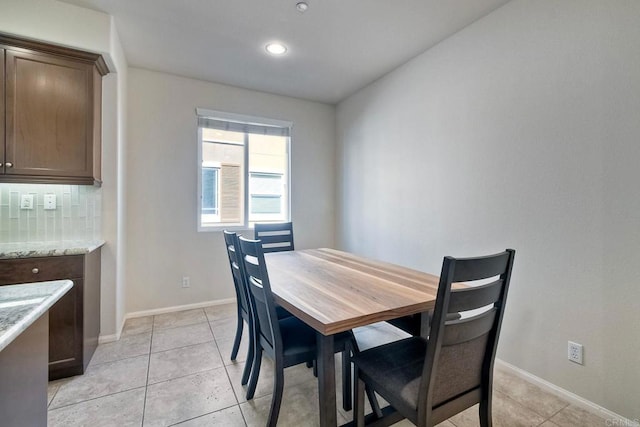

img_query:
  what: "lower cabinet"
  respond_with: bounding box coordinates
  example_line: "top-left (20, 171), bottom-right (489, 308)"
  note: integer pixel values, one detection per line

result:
top-left (0, 249), bottom-right (101, 380)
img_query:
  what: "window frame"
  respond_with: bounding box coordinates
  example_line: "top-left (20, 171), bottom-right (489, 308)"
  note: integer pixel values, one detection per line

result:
top-left (196, 109), bottom-right (292, 232)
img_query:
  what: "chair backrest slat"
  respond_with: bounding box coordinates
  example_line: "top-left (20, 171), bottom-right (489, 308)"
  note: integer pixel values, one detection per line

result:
top-left (254, 222), bottom-right (294, 253)
top-left (447, 279), bottom-right (503, 314)
top-left (450, 254), bottom-right (510, 282)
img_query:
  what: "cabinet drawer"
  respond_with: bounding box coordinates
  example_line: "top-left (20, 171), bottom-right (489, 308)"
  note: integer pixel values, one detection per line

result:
top-left (0, 256), bottom-right (84, 285)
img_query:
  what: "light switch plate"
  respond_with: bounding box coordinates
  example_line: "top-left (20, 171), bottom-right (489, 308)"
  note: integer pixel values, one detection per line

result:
top-left (44, 194), bottom-right (57, 210)
top-left (20, 194), bottom-right (34, 210)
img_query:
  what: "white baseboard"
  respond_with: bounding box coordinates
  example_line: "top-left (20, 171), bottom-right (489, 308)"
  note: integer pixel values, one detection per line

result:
top-left (98, 333), bottom-right (119, 344)
top-left (495, 359), bottom-right (638, 426)
top-left (98, 298), bottom-right (236, 344)
top-left (125, 298), bottom-right (236, 320)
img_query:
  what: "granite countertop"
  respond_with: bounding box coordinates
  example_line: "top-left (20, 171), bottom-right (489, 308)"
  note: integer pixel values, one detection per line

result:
top-left (0, 280), bottom-right (73, 352)
top-left (0, 240), bottom-right (105, 259)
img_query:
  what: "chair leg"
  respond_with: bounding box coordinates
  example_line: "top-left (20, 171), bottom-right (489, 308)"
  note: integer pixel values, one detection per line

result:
top-left (241, 321), bottom-right (254, 385)
top-left (313, 359), bottom-right (318, 377)
top-left (349, 335), bottom-right (382, 418)
top-left (267, 360), bottom-right (285, 427)
top-left (365, 386), bottom-right (383, 419)
top-left (479, 393), bottom-right (492, 427)
top-left (246, 348), bottom-right (262, 400)
top-left (230, 313), bottom-right (244, 360)
top-left (354, 369), bottom-right (366, 427)
top-left (342, 350), bottom-right (352, 411)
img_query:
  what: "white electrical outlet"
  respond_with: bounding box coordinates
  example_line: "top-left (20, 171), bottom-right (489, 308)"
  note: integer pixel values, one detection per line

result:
top-left (182, 276), bottom-right (190, 288)
top-left (20, 194), bottom-right (34, 210)
top-left (44, 194), bottom-right (57, 210)
top-left (568, 341), bottom-right (583, 365)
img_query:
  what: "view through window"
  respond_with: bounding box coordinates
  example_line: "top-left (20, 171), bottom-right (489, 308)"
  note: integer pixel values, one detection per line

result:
top-left (197, 110), bottom-right (290, 230)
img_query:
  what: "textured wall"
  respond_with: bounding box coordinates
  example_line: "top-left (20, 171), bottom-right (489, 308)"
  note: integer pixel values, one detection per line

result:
top-left (126, 68), bottom-right (336, 313)
top-left (0, 184), bottom-right (101, 243)
top-left (336, 0), bottom-right (639, 419)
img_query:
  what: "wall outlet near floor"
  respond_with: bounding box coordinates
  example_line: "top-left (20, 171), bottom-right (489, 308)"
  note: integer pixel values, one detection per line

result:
top-left (568, 341), bottom-right (583, 364)
top-left (20, 194), bottom-right (34, 210)
top-left (181, 276), bottom-right (190, 288)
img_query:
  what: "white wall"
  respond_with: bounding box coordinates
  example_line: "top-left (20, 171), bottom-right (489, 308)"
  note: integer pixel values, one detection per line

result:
top-left (337, 0), bottom-right (639, 419)
top-left (0, 0), bottom-right (111, 58)
top-left (1, 0), bottom-right (128, 339)
top-left (99, 18), bottom-right (128, 339)
top-left (126, 68), bottom-right (335, 313)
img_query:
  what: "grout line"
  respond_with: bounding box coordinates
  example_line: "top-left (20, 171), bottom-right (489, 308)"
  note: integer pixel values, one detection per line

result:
top-left (544, 403), bottom-right (570, 424)
top-left (47, 386), bottom-right (146, 412)
top-left (140, 315), bottom-right (155, 426)
top-left (166, 403), bottom-right (244, 426)
top-left (211, 318), bottom-right (250, 426)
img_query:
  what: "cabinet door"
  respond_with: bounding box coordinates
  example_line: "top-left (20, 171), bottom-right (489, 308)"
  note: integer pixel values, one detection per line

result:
top-left (5, 49), bottom-right (95, 180)
top-left (48, 278), bottom-right (83, 377)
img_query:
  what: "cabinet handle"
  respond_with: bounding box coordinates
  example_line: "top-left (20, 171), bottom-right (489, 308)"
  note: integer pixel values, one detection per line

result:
top-left (32, 268), bottom-right (39, 274)
top-left (0, 163), bottom-right (3, 167)
top-left (5, 162), bottom-right (13, 168)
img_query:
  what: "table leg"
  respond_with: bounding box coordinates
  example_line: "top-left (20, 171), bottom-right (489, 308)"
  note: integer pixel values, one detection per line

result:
top-left (317, 332), bottom-right (337, 427)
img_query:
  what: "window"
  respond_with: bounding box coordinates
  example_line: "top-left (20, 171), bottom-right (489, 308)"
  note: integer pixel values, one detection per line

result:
top-left (250, 172), bottom-right (284, 217)
top-left (197, 109), bottom-right (291, 230)
top-left (202, 166), bottom-right (220, 222)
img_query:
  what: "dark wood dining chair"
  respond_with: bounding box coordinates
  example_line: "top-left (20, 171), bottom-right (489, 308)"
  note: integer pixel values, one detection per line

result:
top-left (353, 249), bottom-right (515, 427)
top-left (237, 235), bottom-right (368, 426)
top-left (222, 230), bottom-right (255, 386)
top-left (254, 221), bottom-right (294, 253)
top-left (223, 231), bottom-right (292, 386)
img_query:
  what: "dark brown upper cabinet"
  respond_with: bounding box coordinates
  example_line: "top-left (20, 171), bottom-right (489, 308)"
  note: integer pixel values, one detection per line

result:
top-left (0, 34), bottom-right (109, 185)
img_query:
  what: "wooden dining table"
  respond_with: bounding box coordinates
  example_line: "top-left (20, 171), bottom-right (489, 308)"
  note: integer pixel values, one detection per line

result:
top-left (265, 248), bottom-right (442, 427)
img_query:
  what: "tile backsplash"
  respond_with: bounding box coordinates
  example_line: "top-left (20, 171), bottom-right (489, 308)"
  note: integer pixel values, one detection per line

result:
top-left (0, 184), bottom-right (101, 243)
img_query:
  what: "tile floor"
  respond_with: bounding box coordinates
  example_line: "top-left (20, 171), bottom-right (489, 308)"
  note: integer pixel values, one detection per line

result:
top-left (46, 304), bottom-right (608, 426)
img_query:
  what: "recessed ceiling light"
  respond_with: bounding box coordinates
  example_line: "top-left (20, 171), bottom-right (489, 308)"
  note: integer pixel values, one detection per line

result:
top-left (265, 42), bottom-right (287, 56)
top-left (296, 2), bottom-right (309, 12)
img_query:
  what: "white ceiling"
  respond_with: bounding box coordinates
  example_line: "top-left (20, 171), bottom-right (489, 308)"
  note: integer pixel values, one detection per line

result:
top-left (60, 0), bottom-right (510, 104)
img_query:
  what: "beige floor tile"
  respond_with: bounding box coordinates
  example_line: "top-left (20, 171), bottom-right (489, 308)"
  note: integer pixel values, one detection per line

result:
top-left (153, 308), bottom-right (208, 330)
top-left (148, 341), bottom-right (224, 384)
top-left (122, 316), bottom-right (154, 336)
top-left (173, 405), bottom-right (246, 426)
top-left (143, 368), bottom-right (237, 426)
top-left (49, 355), bottom-right (149, 409)
top-left (204, 303), bottom-right (238, 322)
top-left (448, 390), bottom-right (546, 427)
top-left (47, 378), bottom-right (70, 408)
top-left (539, 421), bottom-right (561, 427)
top-left (48, 387), bottom-right (145, 427)
top-left (550, 405), bottom-right (607, 427)
top-left (240, 378), bottom-right (350, 427)
top-left (493, 368), bottom-right (569, 418)
top-left (210, 316), bottom-right (241, 341)
top-left (90, 331), bottom-right (152, 365)
top-left (227, 354), bottom-right (316, 403)
top-left (387, 420), bottom-right (456, 427)
top-left (151, 322), bottom-right (213, 353)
